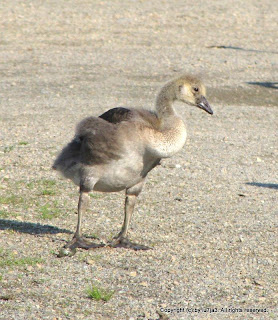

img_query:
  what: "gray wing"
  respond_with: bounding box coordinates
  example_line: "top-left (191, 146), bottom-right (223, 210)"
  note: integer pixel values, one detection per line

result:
top-left (77, 116), bottom-right (123, 165)
top-left (53, 107), bottom-right (160, 173)
top-left (53, 116), bottom-right (123, 173)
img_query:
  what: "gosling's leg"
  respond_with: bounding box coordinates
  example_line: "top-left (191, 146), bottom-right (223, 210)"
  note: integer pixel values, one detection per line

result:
top-left (109, 181), bottom-right (151, 250)
top-left (58, 191), bottom-right (104, 257)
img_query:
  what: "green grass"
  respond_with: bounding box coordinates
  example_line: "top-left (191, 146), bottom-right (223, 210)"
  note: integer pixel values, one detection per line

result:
top-left (0, 179), bottom-right (66, 220)
top-left (41, 180), bottom-right (57, 188)
top-left (41, 189), bottom-right (56, 196)
top-left (0, 179), bottom-right (68, 222)
top-left (3, 145), bottom-right (15, 153)
top-left (0, 210), bottom-right (16, 219)
top-left (89, 193), bottom-right (103, 199)
top-left (0, 249), bottom-right (44, 268)
top-left (0, 195), bottom-right (24, 205)
top-left (26, 179), bottom-right (57, 189)
top-left (26, 179), bottom-right (58, 196)
top-left (39, 203), bottom-right (62, 220)
top-left (3, 142), bottom-right (28, 153)
top-left (26, 181), bottom-right (36, 189)
top-left (49, 249), bottom-right (58, 256)
top-left (92, 254), bottom-right (103, 262)
top-left (86, 283), bottom-right (114, 302)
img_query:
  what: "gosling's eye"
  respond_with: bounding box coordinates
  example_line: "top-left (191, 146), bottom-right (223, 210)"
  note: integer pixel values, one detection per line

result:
top-left (193, 87), bottom-right (199, 92)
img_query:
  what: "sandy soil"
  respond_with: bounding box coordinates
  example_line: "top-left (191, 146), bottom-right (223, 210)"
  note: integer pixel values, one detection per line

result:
top-left (0, 1), bottom-right (277, 319)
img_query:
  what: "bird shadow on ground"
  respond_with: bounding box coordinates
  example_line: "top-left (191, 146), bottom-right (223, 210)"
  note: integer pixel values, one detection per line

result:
top-left (206, 45), bottom-right (278, 54)
top-left (246, 182), bottom-right (278, 190)
top-left (247, 82), bottom-right (278, 90)
top-left (0, 219), bottom-right (71, 235)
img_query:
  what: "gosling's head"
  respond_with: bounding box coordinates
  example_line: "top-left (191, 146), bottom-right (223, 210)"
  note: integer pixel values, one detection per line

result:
top-left (173, 75), bottom-right (213, 115)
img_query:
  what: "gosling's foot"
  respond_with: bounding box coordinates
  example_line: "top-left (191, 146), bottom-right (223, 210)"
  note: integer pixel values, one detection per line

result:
top-left (58, 236), bottom-right (105, 257)
top-left (108, 237), bottom-right (151, 250)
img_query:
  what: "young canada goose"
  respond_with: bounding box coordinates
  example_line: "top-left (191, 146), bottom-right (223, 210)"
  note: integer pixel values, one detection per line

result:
top-left (53, 74), bottom-right (213, 256)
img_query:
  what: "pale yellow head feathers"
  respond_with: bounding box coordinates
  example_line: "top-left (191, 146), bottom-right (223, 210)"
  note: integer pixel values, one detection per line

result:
top-left (156, 74), bottom-right (213, 116)
top-left (173, 75), bottom-right (206, 106)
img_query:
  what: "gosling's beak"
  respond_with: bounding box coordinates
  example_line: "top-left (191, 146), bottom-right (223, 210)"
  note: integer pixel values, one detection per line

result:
top-left (197, 96), bottom-right (213, 115)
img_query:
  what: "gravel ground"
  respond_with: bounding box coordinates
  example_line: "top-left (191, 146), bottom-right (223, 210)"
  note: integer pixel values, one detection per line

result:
top-left (0, 1), bottom-right (277, 319)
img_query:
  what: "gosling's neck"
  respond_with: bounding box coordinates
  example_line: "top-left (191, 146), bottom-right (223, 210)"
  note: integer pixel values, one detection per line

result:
top-left (155, 83), bottom-right (177, 119)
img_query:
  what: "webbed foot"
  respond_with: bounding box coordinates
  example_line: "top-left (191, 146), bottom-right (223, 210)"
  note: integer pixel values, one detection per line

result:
top-left (58, 236), bottom-right (105, 257)
top-left (108, 236), bottom-right (151, 250)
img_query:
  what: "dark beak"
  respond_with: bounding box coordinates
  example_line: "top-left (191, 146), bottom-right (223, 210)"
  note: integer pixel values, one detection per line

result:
top-left (197, 96), bottom-right (213, 115)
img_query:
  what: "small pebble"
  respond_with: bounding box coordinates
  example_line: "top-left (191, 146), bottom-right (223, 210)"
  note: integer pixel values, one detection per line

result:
top-left (139, 281), bottom-right (148, 287)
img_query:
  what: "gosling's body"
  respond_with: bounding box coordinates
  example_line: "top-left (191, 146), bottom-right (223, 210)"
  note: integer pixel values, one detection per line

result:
top-left (54, 109), bottom-right (186, 192)
top-left (53, 74), bottom-right (213, 255)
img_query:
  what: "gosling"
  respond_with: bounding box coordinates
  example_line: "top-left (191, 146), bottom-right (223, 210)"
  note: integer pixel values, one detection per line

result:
top-left (53, 74), bottom-right (213, 256)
